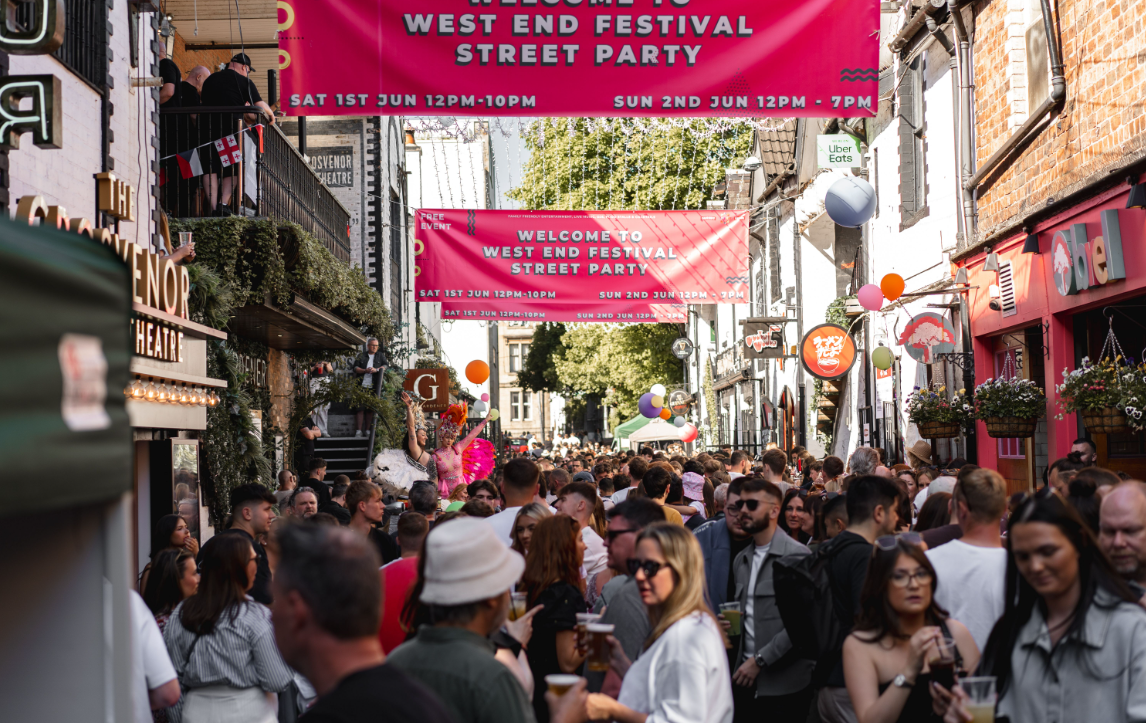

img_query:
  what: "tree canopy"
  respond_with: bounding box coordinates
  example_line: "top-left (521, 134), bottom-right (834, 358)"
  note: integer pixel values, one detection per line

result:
top-left (518, 322), bottom-right (565, 392)
top-left (507, 118), bottom-right (754, 211)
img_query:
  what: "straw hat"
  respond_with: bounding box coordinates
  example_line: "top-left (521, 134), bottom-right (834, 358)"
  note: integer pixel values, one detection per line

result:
top-left (906, 440), bottom-right (933, 468)
top-left (420, 517), bottom-right (524, 606)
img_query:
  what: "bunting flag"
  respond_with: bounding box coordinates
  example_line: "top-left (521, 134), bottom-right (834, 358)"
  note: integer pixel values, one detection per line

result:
top-left (175, 149), bottom-right (204, 179)
top-left (158, 168), bottom-right (167, 186)
top-left (214, 134), bottom-right (243, 167)
top-left (159, 124), bottom-right (266, 162)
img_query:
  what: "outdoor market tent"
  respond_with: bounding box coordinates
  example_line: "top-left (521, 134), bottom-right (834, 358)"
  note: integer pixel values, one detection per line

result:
top-left (627, 417), bottom-right (682, 443)
top-left (611, 414), bottom-right (650, 449)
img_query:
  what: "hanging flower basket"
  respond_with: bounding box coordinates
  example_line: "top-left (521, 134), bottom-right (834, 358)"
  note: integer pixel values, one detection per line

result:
top-left (1081, 406), bottom-right (1132, 435)
top-left (983, 416), bottom-right (1039, 438)
top-left (916, 421), bottom-right (962, 439)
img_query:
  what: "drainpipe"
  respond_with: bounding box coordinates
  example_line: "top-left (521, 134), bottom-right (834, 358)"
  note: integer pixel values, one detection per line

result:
top-left (924, 16), bottom-right (955, 57)
top-left (950, 0), bottom-right (976, 249)
top-left (963, 0), bottom-right (1064, 191)
top-left (754, 163), bottom-right (794, 204)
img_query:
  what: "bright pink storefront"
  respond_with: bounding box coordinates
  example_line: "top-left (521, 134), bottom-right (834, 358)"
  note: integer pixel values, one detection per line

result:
top-left (961, 184), bottom-right (1146, 488)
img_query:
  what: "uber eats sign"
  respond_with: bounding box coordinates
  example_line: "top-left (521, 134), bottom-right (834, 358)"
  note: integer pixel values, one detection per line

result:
top-left (0, 0), bottom-right (64, 150)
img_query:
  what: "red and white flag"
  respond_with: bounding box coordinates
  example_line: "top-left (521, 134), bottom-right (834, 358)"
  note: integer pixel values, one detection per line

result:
top-left (175, 149), bottom-right (204, 179)
top-left (214, 134), bottom-right (243, 167)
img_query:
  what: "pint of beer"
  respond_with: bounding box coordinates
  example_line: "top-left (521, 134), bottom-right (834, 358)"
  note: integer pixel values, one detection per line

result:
top-left (575, 613), bottom-right (602, 651)
top-left (544, 674), bottom-right (582, 696)
top-left (509, 592), bottom-right (528, 621)
top-left (585, 623), bottom-right (615, 672)
top-left (960, 677), bottom-right (996, 723)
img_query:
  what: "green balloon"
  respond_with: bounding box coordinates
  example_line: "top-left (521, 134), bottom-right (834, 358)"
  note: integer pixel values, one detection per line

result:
top-left (872, 346), bottom-right (894, 371)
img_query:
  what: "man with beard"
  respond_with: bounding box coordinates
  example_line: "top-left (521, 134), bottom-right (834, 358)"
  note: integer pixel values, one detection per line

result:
top-left (729, 477), bottom-right (814, 723)
top-left (695, 477), bottom-right (753, 610)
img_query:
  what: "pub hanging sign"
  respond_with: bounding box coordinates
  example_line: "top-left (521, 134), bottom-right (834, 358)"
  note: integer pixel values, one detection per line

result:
top-left (743, 318), bottom-right (786, 360)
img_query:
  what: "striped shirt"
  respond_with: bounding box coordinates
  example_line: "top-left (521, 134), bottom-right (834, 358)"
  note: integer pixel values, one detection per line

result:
top-left (163, 598), bottom-right (293, 695)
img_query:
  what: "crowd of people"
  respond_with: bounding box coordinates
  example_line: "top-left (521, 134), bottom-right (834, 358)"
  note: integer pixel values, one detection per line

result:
top-left (128, 435), bottom-right (1146, 723)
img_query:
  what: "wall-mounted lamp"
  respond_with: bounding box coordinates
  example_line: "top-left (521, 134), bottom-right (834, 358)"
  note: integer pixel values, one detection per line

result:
top-left (1127, 175), bottom-right (1146, 210)
top-left (983, 250), bottom-right (1000, 273)
top-left (1022, 228), bottom-right (1040, 254)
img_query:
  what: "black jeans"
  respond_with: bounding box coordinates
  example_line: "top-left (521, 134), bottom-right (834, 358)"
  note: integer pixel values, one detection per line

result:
top-left (733, 682), bottom-right (814, 723)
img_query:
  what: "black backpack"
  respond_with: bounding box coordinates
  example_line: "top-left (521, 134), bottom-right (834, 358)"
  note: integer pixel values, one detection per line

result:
top-left (773, 535), bottom-right (867, 680)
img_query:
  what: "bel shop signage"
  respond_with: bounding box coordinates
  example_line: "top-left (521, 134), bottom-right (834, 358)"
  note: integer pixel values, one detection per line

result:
top-left (1050, 209), bottom-right (1126, 297)
top-left (817, 134), bottom-right (860, 168)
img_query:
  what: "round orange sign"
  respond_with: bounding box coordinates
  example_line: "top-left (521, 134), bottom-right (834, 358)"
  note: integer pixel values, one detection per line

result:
top-left (801, 324), bottom-right (857, 381)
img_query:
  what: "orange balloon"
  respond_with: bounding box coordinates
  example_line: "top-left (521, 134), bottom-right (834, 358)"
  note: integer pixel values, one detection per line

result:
top-left (880, 273), bottom-right (906, 301)
top-left (659, 408), bottom-right (671, 420)
top-left (465, 360), bottom-right (490, 384)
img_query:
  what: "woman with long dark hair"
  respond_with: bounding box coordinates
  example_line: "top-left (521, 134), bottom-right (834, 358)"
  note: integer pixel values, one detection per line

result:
top-left (843, 536), bottom-right (978, 723)
top-left (779, 488), bottom-right (814, 544)
top-left (522, 515), bottom-right (588, 723)
top-left (141, 514), bottom-right (199, 592)
top-left (143, 549), bottom-right (199, 629)
top-left (162, 534), bottom-right (291, 723)
top-left (935, 494), bottom-right (1146, 723)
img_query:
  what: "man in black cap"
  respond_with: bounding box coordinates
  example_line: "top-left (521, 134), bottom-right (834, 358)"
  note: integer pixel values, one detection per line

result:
top-left (200, 54), bottom-right (275, 214)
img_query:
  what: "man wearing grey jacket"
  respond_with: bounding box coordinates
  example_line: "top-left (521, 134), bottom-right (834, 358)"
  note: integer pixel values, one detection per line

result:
top-left (731, 477), bottom-right (814, 723)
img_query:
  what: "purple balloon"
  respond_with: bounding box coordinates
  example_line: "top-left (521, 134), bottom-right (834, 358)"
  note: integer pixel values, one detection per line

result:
top-left (638, 392), bottom-right (660, 418)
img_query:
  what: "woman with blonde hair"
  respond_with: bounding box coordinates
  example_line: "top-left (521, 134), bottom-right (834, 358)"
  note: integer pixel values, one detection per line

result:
top-left (510, 501), bottom-right (552, 557)
top-left (586, 523), bottom-right (733, 723)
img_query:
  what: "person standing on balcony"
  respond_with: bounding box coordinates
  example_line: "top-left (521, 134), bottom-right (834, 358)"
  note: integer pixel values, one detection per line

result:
top-left (353, 339), bottom-right (383, 438)
top-left (199, 54), bottom-right (274, 216)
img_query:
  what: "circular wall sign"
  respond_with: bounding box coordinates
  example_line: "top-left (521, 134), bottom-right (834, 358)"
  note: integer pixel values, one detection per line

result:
top-left (800, 324), bottom-right (857, 381)
top-left (671, 337), bottom-right (694, 359)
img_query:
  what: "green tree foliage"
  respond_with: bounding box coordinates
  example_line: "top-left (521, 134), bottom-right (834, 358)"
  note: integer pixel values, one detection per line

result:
top-left (519, 322), bottom-right (567, 393)
top-left (507, 118), bottom-right (754, 211)
top-left (554, 324), bottom-right (683, 427)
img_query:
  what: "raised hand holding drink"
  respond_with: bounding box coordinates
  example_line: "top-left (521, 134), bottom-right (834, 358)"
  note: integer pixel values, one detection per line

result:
top-left (718, 602), bottom-right (742, 636)
top-left (960, 676), bottom-right (996, 723)
top-left (509, 591), bottom-right (528, 621)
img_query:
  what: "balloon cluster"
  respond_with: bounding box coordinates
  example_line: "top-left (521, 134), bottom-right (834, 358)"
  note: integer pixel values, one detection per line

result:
top-left (858, 274), bottom-right (907, 371)
top-left (640, 383), bottom-right (697, 442)
top-left (464, 360), bottom-right (499, 420)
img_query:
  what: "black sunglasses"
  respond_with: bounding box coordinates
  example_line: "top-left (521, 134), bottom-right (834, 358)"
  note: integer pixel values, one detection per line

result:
top-left (727, 499), bottom-right (763, 512)
top-left (875, 532), bottom-right (923, 550)
top-left (627, 558), bottom-right (670, 579)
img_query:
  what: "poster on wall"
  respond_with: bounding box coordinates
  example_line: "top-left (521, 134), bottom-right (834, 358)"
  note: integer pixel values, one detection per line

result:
top-left (897, 312), bottom-right (956, 364)
top-left (416, 209), bottom-right (748, 304)
top-left (277, 0), bottom-right (878, 118)
top-left (440, 300), bottom-right (686, 323)
top-left (800, 323), bottom-right (856, 381)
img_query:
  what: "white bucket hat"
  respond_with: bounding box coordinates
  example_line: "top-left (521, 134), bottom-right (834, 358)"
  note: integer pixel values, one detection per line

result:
top-left (420, 517), bottom-right (525, 606)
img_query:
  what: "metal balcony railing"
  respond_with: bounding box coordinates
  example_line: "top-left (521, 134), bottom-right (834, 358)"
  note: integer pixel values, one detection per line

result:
top-left (159, 107), bottom-right (351, 263)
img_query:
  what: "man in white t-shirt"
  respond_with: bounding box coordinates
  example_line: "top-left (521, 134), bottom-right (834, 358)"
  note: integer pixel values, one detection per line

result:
top-left (555, 480), bottom-right (608, 577)
top-left (129, 591), bottom-right (179, 723)
top-left (486, 457), bottom-right (542, 546)
top-left (925, 468), bottom-right (1008, 651)
top-left (611, 457), bottom-right (648, 504)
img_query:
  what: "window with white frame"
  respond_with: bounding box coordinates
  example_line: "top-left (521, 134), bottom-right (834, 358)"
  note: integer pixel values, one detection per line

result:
top-left (509, 343), bottom-right (530, 373)
top-left (522, 391), bottom-right (532, 421)
top-left (511, 391), bottom-right (522, 420)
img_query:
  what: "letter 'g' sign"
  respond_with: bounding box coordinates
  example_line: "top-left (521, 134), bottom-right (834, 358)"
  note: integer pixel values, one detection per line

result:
top-left (0, 74), bottom-right (62, 149)
top-left (404, 368), bottom-right (450, 411)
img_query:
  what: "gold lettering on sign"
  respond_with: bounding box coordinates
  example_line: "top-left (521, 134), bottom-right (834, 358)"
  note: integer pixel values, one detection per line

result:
top-left (95, 172), bottom-right (135, 221)
top-left (131, 319), bottom-right (184, 362)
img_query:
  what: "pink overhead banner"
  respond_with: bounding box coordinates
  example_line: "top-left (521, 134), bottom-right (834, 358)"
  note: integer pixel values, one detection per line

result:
top-left (278, 0), bottom-right (878, 117)
top-left (415, 209), bottom-right (748, 305)
top-left (441, 300), bottom-right (687, 323)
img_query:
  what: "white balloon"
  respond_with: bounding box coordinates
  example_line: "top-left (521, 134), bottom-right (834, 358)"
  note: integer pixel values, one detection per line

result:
top-left (650, 384), bottom-right (667, 397)
top-left (673, 416), bottom-right (686, 428)
top-left (825, 176), bottom-right (877, 228)
top-left (472, 400), bottom-right (487, 414)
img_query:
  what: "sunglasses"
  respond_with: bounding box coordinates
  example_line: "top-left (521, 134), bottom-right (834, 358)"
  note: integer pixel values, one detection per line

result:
top-left (875, 532), bottom-right (923, 550)
top-left (727, 499), bottom-right (763, 512)
top-left (627, 558), bottom-right (671, 579)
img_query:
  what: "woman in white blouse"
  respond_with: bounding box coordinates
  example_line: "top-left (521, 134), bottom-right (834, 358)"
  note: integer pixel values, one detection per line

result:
top-left (586, 523), bottom-right (733, 723)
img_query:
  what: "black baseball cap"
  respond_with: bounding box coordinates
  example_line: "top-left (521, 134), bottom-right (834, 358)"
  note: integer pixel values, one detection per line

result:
top-left (230, 53), bottom-right (255, 71)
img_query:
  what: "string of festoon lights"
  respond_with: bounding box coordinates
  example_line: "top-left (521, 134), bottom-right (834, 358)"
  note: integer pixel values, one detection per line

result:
top-left (123, 376), bottom-right (220, 408)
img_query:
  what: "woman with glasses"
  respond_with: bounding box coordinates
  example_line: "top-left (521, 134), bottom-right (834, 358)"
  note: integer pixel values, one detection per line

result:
top-left (779, 488), bottom-right (814, 545)
top-left (934, 494), bottom-right (1146, 723)
top-left (522, 515), bottom-right (588, 723)
top-left (843, 535), bottom-right (978, 723)
top-left (162, 534), bottom-right (292, 723)
top-left (586, 523), bottom-right (733, 723)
